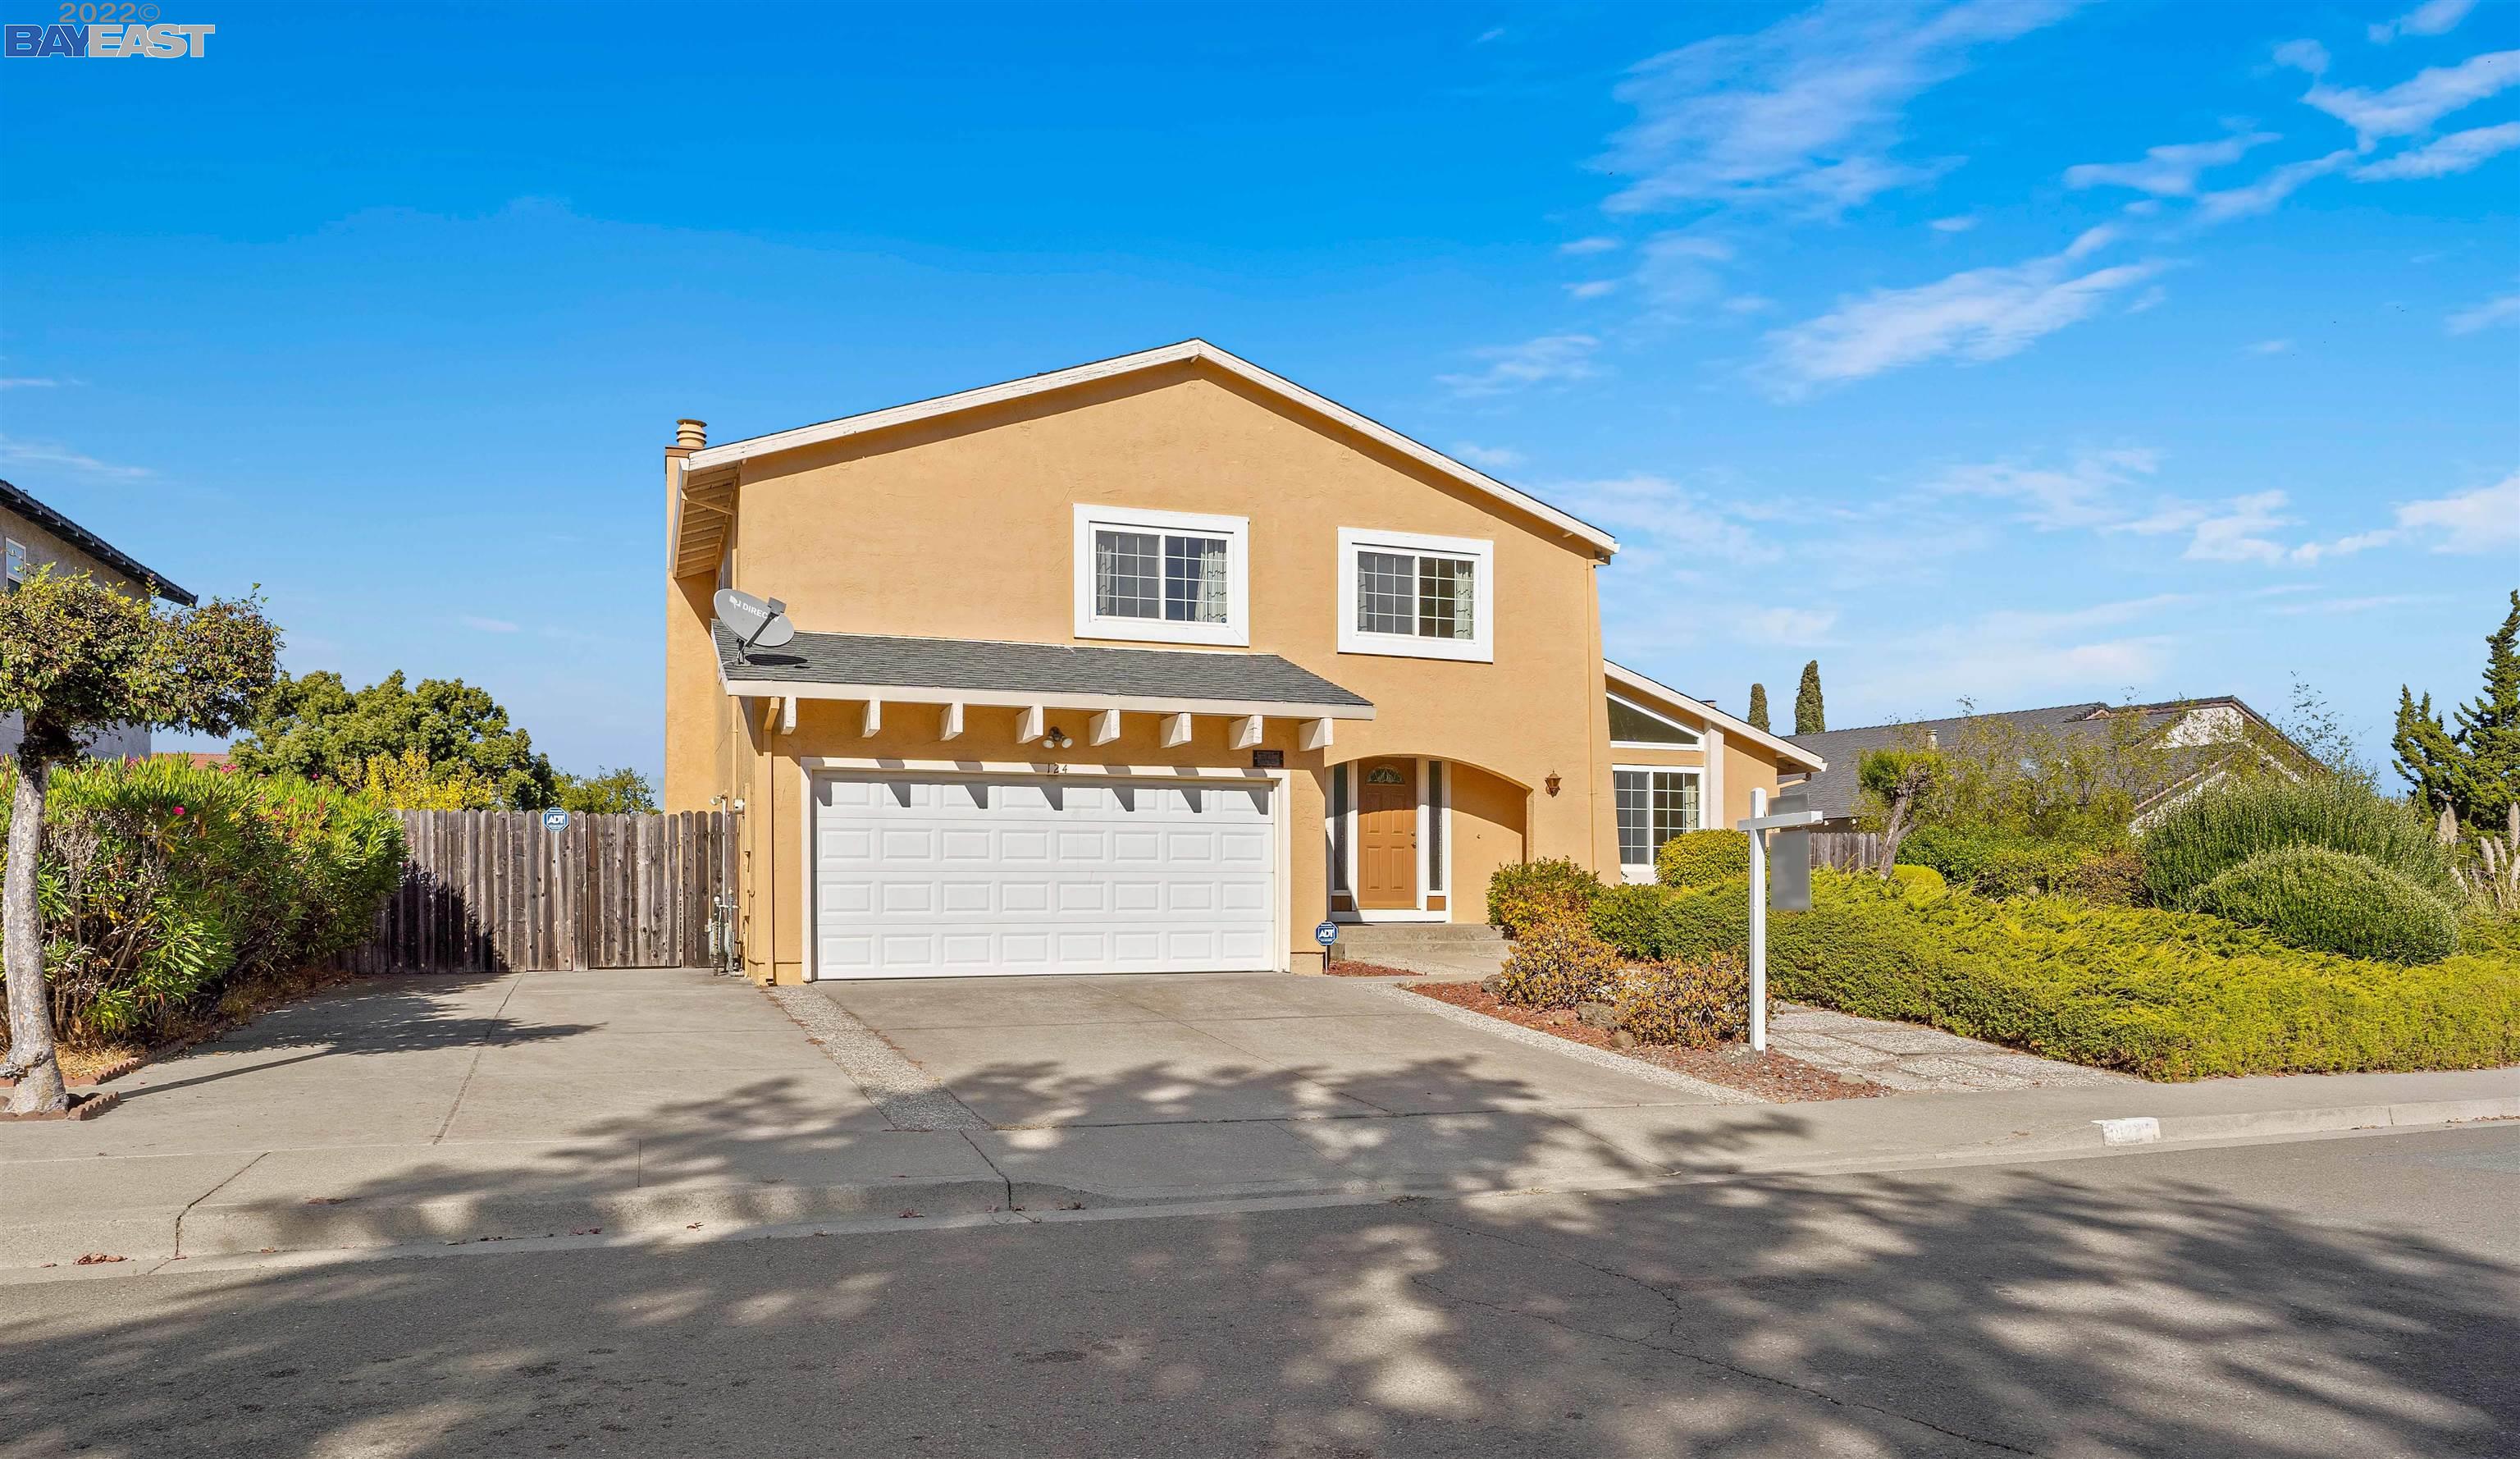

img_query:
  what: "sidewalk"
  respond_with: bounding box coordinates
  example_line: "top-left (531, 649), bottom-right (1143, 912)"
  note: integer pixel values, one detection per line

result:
top-left (2, 967), bottom-right (2511, 1269)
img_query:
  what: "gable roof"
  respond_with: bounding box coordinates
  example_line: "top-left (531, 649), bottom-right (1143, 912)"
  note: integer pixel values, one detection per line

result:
top-left (679, 340), bottom-right (1618, 555)
top-left (1782, 697), bottom-right (2292, 822)
top-left (1604, 661), bottom-right (1827, 771)
top-left (0, 478), bottom-right (195, 606)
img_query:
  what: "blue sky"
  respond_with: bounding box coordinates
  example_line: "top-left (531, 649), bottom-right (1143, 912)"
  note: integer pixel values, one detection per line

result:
top-left (3, 0), bottom-right (2514, 781)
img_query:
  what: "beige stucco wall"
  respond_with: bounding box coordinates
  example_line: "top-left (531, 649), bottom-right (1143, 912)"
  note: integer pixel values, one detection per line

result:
top-left (2, 504), bottom-right (154, 761)
top-left (660, 358), bottom-right (1813, 981)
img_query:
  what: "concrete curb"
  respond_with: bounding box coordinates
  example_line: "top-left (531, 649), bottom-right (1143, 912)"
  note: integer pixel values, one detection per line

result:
top-left (2085, 1095), bottom-right (2520, 1148)
top-left (1383, 985), bottom-right (1765, 1105)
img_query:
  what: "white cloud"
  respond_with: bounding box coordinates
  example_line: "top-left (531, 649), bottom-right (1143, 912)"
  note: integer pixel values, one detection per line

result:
top-left (1449, 441), bottom-right (1527, 471)
top-left (1598, 0), bottom-right (2083, 217)
top-left (2288, 528), bottom-right (2399, 565)
top-left (460, 615), bottom-right (521, 633)
top-left (0, 434), bottom-right (153, 481)
top-left (1631, 231), bottom-right (1737, 309)
top-left (1436, 333), bottom-right (1603, 396)
top-left (1760, 230), bottom-right (2163, 394)
top-left (0, 377), bottom-right (58, 390)
top-left (2394, 471), bottom-right (2520, 551)
top-left (1929, 215), bottom-right (1977, 232)
top-left (2268, 593), bottom-right (2427, 615)
top-left (2065, 131), bottom-right (2278, 196)
top-left (1566, 279), bottom-right (1620, 300)
top-left (2180, 491), bottom-right (2298, 564)
top-left (2447, 290), bottom-right (2520, 332)
top-left (2353, 121), bottom-right (2520, 179)
top-left (2193, 149), bottom-right (2355, 222)
top-left (1721, 294), bottom-right (1777, 314)
top-left (1735, 606), bottom-right (1841, 645)
top-left (1476, 25), bottom-right (1507, 43)
top-left (1851, 593), bottom-right (2187, 707)
top-left (2274, 39), bottom-right (2331, 77)
top-left (1550, 473), bottom-right (1779, 564)
top-left (2244, 338), bottom-right (2294, 354)
top-left (1930, 446), bottom-right (2162, 529)
top-left (1558, 236), bottom-right (1622, 255)
top-left (2370, 0), bottom-right (2476, 44)
top-left (2291, 48), bottom-right (2520, 144)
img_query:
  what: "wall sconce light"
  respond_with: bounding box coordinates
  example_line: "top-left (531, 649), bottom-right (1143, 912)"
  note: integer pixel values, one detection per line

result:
top-left (1045, 727), bottom-right (1075, 751)
top-left (1545, 772), bottom-right (1562, 797)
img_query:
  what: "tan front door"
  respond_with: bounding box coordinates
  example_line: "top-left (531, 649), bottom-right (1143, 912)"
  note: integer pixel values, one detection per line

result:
top-left (1356, 758), bottom-right (1418, 911)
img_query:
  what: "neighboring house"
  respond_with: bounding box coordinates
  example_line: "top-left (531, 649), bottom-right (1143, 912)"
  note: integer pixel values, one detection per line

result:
top-left (662, 340), bottom-right (1824, 981)
top-left (1783, 697), bottom-right (2308, 832)
top-left (1, 479), bottom-right (196, 762)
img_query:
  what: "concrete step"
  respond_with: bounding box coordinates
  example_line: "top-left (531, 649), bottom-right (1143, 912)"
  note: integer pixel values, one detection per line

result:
top-left (1338, 922), bottom-right (1507, 949)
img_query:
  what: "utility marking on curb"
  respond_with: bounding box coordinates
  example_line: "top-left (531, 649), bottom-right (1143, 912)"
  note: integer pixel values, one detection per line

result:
top-left (767, 987), bottom-right (988, 1132)
top-left (2094, 1117), bottom-right (2162, 1146)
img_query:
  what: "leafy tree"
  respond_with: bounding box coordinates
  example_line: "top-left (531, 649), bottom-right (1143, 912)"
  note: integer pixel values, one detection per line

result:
top-left (1794, 661), bottom-right (1825, 735)
top-left (0, 566), bottom-right (277, 1113)
top-left (555, 766), bottom-right (658, 815)
top-left (2394, 589), bottom-right (2520, 830)
top-left (1857, 747), bottom-right (1943, 876)
top-left (1746, 683), bottom-right (1770, 733)
top-left (2274, 673), bottom-right (2372, 785)
top-left (233, 670), bottom-right (559, 811)
top-left (362, 747), bottom-right (500, 810)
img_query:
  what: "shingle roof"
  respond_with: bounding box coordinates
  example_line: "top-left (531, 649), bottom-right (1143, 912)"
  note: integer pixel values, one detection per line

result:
top-left (714, 623), bottom-right (1374, 713)
top-left (0, 479), bottom-right (195, 605)
top-left (1782, 698), bottom-right (2277, 822)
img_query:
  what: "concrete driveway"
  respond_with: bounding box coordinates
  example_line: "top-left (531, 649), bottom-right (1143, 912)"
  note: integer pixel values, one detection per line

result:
top-left (806, 972), bottom-right (1726, 1127)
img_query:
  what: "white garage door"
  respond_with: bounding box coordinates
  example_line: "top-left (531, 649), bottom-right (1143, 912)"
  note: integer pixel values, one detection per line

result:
top-left (810, 774), bottom-right (1279, 978)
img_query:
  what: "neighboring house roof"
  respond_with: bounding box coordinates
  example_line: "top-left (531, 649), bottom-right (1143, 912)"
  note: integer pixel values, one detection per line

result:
top-left (1782, 697), bottom-right (2294, 823)
top-left (714, 623), bottom-right (1376, 719)
top-left (1604, 661), bottom-right (1828, 772)
top-left (679, 339), bottom-right (1619, 556)
top-left (0, 478), bottom-right (195, 606)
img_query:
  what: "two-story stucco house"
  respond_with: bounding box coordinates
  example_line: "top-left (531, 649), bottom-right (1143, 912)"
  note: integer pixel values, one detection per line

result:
top-left (1, 478), bottom-right (197, 762)
top-left (662, 341), bottom-right (1822, 982)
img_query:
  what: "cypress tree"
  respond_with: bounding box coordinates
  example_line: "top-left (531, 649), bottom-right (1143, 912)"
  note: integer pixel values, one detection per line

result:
top-left (1795, 661), bottom-right (1825, 735)
top-left (1747, 683), bottom-right (1770, 733)
top-left (2395, 589), bottom-right (2520, 829)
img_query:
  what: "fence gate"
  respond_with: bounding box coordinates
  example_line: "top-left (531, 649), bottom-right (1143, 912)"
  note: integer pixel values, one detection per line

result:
top-left (340, 810), bottom-right (739, 972)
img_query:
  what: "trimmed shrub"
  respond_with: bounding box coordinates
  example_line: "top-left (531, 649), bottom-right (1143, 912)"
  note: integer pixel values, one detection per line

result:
top-left (1612, 952), bottom-right (1755, 1047)
top-left (1888, 864), bottom-right (1947, 900)
top-left (2194, 847), bottom-right (2460, 963)
top-left (1487, 857), bottom-right (1601, 936)
top-left (0, 759), bottom-right (403, 1044)
top-left (2140, 775), bottom-right (2455, 909)
top-left (2065, 848), bottom-right (2148, 907)
top-left (1655, 829), bottom-right (1750, 890)
top-left (1587, 884), bottom-right (1667, 960)
top-left (1494, 918), bottom-right (1627, 1009)
top-left (1645, 868), bottom-right (2519, 1080)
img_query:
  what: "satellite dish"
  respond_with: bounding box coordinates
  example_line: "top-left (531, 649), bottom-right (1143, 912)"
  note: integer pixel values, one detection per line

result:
top-left (713, 588), bottom-right (797, 656)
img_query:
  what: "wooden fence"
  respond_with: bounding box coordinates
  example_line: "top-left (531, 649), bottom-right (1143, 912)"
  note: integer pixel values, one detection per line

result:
top-left (1807, 830), bottom-right (1885, 872)
top-left (340, 810), bottom-right (739, 973)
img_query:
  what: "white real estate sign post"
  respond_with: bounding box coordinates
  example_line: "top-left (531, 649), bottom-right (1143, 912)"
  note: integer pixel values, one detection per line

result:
top-left (1737, 786), bottom-right (1824, 1053)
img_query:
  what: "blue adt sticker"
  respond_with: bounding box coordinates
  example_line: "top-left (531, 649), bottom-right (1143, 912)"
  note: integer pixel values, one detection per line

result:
top-left (1313, 921), bottom-right (1340, 947)
top-left (541, 808), bottom-right (570, 832)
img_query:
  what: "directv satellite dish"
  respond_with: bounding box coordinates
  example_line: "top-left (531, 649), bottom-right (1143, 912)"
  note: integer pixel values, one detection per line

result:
top-left (714, 588), bottom-right (797, 656)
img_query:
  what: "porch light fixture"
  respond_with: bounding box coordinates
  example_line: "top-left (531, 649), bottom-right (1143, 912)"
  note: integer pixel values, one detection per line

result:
top-left (1545, 772), bottom-right (1561, 797)
top-left (1045, 726), bottom-right (1075, 751)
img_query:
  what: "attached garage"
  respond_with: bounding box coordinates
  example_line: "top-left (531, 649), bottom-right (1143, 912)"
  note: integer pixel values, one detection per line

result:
top-left (810, 771), bottom-right (1282, 978)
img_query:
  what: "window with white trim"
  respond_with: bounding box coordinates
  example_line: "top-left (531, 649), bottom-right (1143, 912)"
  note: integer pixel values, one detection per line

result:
top-left (1336, 528), bottom-right (1494, 662)
top-left (1614, 766), bottom-right (1701, 882)
top-left (1072, 505), bottom-right (1249, 646)
top-left (3, 539), bottom-right (25, 593)
top-left (1608, 693), bottom-right (1702, 748)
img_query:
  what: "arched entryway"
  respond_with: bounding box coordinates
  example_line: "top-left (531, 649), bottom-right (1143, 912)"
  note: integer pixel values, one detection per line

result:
top-left (1326, 756), bottom-right (1528, 925)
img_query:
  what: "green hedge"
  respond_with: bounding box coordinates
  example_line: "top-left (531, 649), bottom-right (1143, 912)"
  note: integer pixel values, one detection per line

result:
top-left (1655, 830), bottom-right (1750, 889)
top-left (1614, 871), bottom-right (2519, 1080)
top-left (0, 758), bottom-right (404, 1043)
top-left (2140, 775), bottom-right (2454, 909)
top-left (2194, 846), bottom-right (2460, 963)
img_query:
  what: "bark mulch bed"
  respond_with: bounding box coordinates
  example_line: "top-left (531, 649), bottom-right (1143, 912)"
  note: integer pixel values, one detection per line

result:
top-left (1322, 961), bottom-right (1423, 977)
top-left (1404, 981), bottom-right (1885, 1102)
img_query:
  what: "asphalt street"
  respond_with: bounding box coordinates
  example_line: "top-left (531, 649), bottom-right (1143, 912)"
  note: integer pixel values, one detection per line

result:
top-left (4, 1125), bottom-right (2514, 1458)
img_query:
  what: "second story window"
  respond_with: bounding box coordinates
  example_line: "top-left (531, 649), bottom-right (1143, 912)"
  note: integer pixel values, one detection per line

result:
top-left (1338, 528), bottom-right (1494, 662)
top-left (1072, 505), bottom-right (1249, 647)
top-left (3, 539), bottom-right (25, 592)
